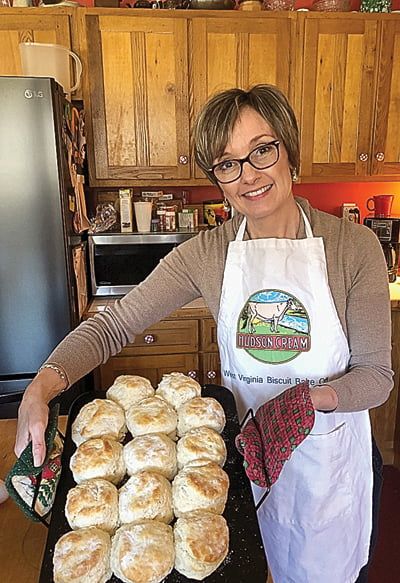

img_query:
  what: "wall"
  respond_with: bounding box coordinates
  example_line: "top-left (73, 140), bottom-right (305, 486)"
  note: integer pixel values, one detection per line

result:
top-left (183, 183), bottom-right (400, 221)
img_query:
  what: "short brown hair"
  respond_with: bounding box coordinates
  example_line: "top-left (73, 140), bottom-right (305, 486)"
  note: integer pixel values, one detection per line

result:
top-left (194, 85), bottom-right (300, 185)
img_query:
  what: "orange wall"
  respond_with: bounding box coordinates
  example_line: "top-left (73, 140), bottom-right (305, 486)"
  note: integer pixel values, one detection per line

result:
top-left (185, 182), bottom-right (400, 221)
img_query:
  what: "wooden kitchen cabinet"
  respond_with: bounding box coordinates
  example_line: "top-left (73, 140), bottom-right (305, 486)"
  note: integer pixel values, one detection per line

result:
top-left (81, 10), bottom-right (190, 185)
top-left (86, 301), bottom-right (221, 389)
top-left (371, 18), bottom-right (400, 177)
top-left (80, 9), bottom-right (297, 185)
top-left (299, 13), bottom-right (400, 181)
top-left (370, 308), bottom-right (400, 465)
top-left (191, 12), bottom-right (297, 179)
top-left (0, 8), bottom-right (78, 76)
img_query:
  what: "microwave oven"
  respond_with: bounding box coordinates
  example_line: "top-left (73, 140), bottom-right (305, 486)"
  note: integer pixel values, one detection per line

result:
top-left (89, 232), bottom-right (197, 296)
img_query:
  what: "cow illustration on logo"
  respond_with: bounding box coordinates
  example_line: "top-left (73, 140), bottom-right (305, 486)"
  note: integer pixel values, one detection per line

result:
top-left (237, 289), bottom-right (311, 364)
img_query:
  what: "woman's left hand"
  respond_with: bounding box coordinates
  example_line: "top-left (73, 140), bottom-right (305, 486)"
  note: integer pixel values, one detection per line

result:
top-left (310, 385), bottom-right (338, 412)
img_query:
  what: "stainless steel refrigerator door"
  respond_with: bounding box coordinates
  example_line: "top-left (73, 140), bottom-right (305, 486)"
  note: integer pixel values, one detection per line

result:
top-left (0, 77), bottom-right (72, 381)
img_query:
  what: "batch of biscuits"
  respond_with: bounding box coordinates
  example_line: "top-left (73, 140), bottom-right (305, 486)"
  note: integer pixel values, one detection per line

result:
top-left (53, 372), bottom-right (230, 583)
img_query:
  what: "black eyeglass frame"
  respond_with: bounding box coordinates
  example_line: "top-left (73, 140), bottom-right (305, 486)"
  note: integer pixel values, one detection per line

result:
top-left (208, 140), bottom-right (281, 184)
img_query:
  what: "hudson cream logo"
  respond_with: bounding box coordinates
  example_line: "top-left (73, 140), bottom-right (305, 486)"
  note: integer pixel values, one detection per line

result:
top-left (237, 289), bottom-right (311, 364)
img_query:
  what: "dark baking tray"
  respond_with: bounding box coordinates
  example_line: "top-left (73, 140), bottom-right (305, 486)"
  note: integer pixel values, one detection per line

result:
top-left (39, 384), bottom-right (267, 582)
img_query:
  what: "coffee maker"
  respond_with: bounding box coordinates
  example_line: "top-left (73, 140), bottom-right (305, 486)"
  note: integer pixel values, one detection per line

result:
top-left (364, 217), bottom-right (400, 283)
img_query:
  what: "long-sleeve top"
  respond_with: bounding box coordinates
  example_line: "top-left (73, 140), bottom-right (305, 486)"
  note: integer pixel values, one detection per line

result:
top-left (46, 197), bottom-right (393, 412)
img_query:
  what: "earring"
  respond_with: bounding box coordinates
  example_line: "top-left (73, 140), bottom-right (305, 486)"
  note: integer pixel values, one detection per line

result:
top-left (223, 197), bottom-right (230, 212)
top-left (291, 168), bottom-right (298, 182)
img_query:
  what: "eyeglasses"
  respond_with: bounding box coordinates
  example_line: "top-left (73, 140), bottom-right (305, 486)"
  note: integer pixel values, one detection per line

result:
top-left (209, 140), bottom-right (280, 184)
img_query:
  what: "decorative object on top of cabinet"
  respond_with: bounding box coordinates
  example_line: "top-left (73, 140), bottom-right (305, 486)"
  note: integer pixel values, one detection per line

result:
top-left (190, 0), bottom-right (235, 8)
top-left (311, 0), bottom-right (350, 10)
top-left (263, 0), bottom-right (294, 10)
top-left (360, 0), bottom-right (391, 12)
top-left (238, 0), bottom-right (264, 10)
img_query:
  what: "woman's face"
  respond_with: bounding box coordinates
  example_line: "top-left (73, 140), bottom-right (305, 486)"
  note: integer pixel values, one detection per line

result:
top-left (214, 107), bottom-right (293, 226)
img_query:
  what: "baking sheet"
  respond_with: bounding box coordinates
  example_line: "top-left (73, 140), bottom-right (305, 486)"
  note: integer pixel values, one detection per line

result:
top-left (39, 384), bottom-right (267, 582)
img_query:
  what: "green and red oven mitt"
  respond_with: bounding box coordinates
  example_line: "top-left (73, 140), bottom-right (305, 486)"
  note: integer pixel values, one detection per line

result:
top-left (5, 404), bottom-right (64, 524)
top-left (235, 381), bottom-right (315, 491)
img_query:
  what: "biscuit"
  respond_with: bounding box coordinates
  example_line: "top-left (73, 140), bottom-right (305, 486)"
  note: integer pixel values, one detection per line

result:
top-left (176, 426), bottom-right (227, 470)
top-left (123, 433), bottom-right (177, 480)
top-left (110, 521), bottom-right (174, 583)
top-left (119, 471), bottom-right (173, 524)
top-left (177, 396), bottom-right (226, 437)
top-left (106, 375), bottom-right (154, 411)
top-left (156, 372), bottom-right (201, 410)
top-left (174, 511), bottom-right (229, 580)
top-left (70, 437), bottom-right (126, 485)
top-left (65, 478), bottom-right (119, 533)
top-left (172, 462), bottom-right (229, 517)
top-left (125, 396), bottom-right (177, 439)
top-left (71, 399), bottom-right (126, 446)
top-left (53, 527), bottom-right (111, 583)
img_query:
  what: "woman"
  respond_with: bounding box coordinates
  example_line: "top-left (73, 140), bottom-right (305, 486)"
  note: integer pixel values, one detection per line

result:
top-left (15, 85), bottom-right (392, 582)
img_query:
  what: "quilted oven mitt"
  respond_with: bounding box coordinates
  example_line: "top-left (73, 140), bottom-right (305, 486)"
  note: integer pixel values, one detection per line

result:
top-left (5, 404), bottom-right (64, 523)
top-left (235, 381), bottom-right (315, 491)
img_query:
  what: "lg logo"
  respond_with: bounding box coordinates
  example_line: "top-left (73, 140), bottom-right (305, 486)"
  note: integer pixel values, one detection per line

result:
top-left (24, 89), bottom-right (44, 99)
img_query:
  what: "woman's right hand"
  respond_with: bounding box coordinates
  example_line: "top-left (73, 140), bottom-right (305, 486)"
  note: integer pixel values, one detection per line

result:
top-left (15, 394), bottom-right (50, 467)
top-left (14, 368), bottom-right (67, 467)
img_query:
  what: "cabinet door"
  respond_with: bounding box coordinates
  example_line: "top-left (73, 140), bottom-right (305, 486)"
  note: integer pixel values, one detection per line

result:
top-left (97, 353), bottom-right (199, 390)
top-left (192, 13), bottom-right (296, 178)
top-left (84, 13), bottom-right (190, 183)
top-left (0, 10), bottom-right (73, 76)
top-left (371, 18), bottom-right (400, 177)
top-left (200, 318), bottom-right (218, 352)
top-left (300, 14), bottom-right (378, 180)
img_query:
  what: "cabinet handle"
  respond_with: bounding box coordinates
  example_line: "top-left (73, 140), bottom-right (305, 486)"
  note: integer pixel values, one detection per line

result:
top-left (375, 152), bottom-right (385, 162)
top-left (187, 370), bottom-right (198, 379)
top-left (206, 370), bottom-right (217, 380)
top-left (358, 152), bottom-right (369, 162)
top-left (179, 155), bottom-right (189, 165)
top-left (144, 334), bottom-right (156, 344)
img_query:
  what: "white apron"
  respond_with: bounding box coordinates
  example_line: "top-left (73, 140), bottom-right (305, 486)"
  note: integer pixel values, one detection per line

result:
top-left (217, 206), bottom-right (373, 583)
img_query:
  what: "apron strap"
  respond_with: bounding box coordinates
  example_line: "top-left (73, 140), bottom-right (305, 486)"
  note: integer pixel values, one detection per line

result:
top-left (235, 202), bottom-right (314, 242)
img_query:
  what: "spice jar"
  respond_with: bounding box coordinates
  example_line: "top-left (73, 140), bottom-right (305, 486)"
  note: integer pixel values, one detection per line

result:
top-left (165, 206), bottom-right (177, 232)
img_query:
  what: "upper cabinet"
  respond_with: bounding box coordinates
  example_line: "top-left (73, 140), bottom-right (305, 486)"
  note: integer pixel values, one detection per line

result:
top-left (298, 13), bottom-right (400, 181)
top-left (191, 12), bottom-right (297, 179)
top-left (372, 18), bottom-right (400, 177)
top-left (81, 10), bottom-right (297, 185)
top-left (82, 12), bottom-right (190, 184)
top-left (0, 8), bottom-right (76, 77)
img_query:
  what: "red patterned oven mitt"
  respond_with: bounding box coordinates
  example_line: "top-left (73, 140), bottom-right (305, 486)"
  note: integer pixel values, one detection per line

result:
top-left (235, 381), bottom-right (315, 491)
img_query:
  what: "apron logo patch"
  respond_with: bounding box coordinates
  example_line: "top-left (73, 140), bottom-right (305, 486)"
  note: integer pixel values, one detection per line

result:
top-left (237, 289), bottom-right (311, 364)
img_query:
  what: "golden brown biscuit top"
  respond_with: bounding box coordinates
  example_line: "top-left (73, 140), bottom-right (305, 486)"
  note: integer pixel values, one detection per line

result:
top-left (176, 463), bottom-right (229, 499)
top-left (177, 512), bottom-right (229, 563)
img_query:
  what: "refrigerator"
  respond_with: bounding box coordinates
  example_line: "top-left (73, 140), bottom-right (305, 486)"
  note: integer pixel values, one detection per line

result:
top-left (0, 76), bottom-right (87, 411)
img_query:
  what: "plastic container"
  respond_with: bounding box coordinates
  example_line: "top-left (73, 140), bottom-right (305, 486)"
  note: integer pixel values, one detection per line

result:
top-left (19, 42), bottom-right (82, 98)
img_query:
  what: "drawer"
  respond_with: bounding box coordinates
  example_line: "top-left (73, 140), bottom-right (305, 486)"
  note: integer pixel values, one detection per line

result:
top-left (97, 353), bottom-right (199, 390)
top-left (200, 318), bottom-right (218, 352)
top-left (121, 319), bottom-right (198, 356)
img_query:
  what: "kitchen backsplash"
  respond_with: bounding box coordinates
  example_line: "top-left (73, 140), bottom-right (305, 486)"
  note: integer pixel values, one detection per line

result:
top-left (88, 183), bottom-right (400, 223)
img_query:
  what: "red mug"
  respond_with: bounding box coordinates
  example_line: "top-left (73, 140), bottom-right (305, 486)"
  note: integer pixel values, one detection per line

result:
top-left (366, 195), bottom-right (394, 218)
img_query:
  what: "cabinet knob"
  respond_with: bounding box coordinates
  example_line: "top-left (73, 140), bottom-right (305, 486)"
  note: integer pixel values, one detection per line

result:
top-left (187, 370), bottom-right (198, 379)
top-left (206, 370), bottom-right (217, 380)
top-left (144, 334), bottom-right (155, 344)
top-left (179, 155), bottom-right (189, 165)
top-left (375, 152), bottom-right (385, 162)
top-left (358, 152), bottom-right (369, 162)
